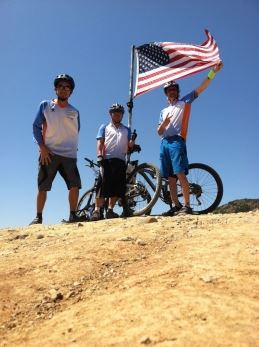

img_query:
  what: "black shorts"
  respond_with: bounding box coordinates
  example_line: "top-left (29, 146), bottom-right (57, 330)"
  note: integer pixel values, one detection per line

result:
top-left (99, 158), bottom-right (126, 198)
top-left (38, 154), bottom-right (81, 191)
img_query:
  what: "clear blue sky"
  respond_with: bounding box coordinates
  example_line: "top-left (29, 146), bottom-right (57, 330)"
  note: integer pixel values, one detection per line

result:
top-left (1, 0), bottom-right (258, 227)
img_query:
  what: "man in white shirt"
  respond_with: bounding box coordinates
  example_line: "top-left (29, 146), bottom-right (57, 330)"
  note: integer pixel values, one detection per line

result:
top-left (91, 103), bottom-right (135, 220)
top-left (158, 62), bottom-right (223, 215)
top-left (30, 74), bottom-right (82, 225)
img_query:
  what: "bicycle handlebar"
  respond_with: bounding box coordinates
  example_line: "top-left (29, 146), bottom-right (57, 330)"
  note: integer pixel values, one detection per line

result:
top-left (84, 157), bottom-right (99, 168)
top-left (84, 143), bottom-right (141, 167)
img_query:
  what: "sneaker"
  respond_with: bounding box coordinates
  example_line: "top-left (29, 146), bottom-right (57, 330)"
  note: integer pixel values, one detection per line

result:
top-left (67, 214), bottom-right (88, 223)
top-left (90, 210), bottom-right (101, 221)
top-left (176, 206), bottom-right (192, 215)
top-left (162, 204), bottom-right (182, 216)
top-left (29, 216), bottom-right (42, 225)
top-left (120, 207), bottom-right (134, 218)
top-left (106, 209), bottom-right (119, 219)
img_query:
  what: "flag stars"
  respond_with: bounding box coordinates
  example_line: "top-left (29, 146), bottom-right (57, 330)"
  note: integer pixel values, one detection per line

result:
top-left (137, 43), bottom-right (169, 73)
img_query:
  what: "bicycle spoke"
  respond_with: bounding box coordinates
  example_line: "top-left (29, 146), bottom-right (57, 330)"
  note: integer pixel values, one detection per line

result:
top-left (125, 163), bottom-right (162, 216)
top-left (176, 163), bottom-right (223, 214)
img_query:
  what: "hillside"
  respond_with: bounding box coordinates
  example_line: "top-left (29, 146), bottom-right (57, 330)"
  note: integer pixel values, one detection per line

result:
top-left (214, 198), bottom-right (259, 214)
top-left (0, 212), bottom-right (259, 347)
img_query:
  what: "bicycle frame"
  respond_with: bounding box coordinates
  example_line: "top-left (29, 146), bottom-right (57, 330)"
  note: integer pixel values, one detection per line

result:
top-left (77, 144), bottom-right (162, 217)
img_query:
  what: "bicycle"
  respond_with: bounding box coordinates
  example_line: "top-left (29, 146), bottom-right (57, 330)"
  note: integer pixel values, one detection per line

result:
top-left (76, 144), bottom-right (162, 220)
top-left (77, 142), bottom-right (223, 218)
top-left (158, 163), bottom-right (223, 214)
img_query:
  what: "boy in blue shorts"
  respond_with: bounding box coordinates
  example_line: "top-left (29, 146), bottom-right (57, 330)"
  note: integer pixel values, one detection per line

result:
top-left (158, 62), bottom-right (223, 215)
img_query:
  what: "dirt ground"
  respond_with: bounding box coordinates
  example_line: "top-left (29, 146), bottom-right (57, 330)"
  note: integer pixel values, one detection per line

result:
top-left (0, 211), bottom-right (258, 347)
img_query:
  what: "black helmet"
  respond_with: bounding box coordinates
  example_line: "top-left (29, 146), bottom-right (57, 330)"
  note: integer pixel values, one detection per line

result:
top-left (163, 80), bottom-right (180, 95)
top-left (54, 74), bottom-right (75, 91)
top-left (109, 103), bottom-right (125, 115)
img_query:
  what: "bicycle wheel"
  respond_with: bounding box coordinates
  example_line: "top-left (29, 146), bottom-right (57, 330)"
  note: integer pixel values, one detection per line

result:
top-left (177, 163), bottom-right (223, 214)
top-left (125, 162), bottom-right (162, 216)
top-left (76, 188), bottom-right (96, 219)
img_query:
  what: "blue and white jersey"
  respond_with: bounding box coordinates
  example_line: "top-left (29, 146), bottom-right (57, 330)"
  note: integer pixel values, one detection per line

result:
top-left (158, 91), bottom-right (198, 140)
top-left (33, 100), bottom-right (80, 158)
top-left (97, 122), bottom-right (131, 161)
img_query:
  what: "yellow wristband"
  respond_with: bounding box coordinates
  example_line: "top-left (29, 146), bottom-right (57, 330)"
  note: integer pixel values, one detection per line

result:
top-left (208, 70), bottom-right (216, 80)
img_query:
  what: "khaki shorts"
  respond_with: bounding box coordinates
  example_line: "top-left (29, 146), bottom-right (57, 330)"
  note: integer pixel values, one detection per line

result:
top-left (37, 154), bottom-right (81, 191)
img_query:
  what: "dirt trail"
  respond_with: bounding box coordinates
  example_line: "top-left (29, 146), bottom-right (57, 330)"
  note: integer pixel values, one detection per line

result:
top-left (0, 212), bottom-right (258, 346)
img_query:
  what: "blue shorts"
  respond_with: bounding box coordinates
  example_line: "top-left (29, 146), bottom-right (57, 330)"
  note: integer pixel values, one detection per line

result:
top-left (160, 136), bottom-right (189, 178)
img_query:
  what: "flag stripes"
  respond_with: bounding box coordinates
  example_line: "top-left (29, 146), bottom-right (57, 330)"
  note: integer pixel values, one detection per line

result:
top-left (134, 30), bottom-right (221, 97)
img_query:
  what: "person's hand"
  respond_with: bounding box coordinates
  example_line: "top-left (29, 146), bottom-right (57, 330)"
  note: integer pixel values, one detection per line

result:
top-left (39, 144), bottom-right (52, 165)
top-left (214, 61), bottom-right (223, 73)
top-left (131, 129), bottom-right (137, 142)
top-left (97, 155), bottom-right (105, 167)
top-left (162, 113), bottom-right (171, 127)
top-left (127, 101), bottom-right (134, 110)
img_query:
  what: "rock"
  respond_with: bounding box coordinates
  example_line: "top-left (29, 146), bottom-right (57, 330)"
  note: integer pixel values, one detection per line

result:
top-left (6, 322), bottom-right (16, 329)
top-left (65, 291), bottom-right (76, 299)
top-left (146, 217), bottom-right (158, 223)
top-left (118, 236), bottom-right (136, 241)
top-left (10, 234), bottom-right (29, 241)
top-left (48, 289), bottom-right (63, 301)
top-left (37, 234), bottom-right (44, 239)
top-left (73, 281), bottom-right (80, 287)
top-left (200, 274), bottom-right (217, 283)
top-left (138, 217), bottom-right (158, 224)
top-left (136, 239), bottom-right (147, 246)
top-left (140, 336), bottom-right (151, 344)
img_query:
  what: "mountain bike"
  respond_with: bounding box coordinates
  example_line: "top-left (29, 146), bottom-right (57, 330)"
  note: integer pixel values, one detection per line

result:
top-left (76, 145), bottom-right (162, 219)
top-left (159, 163), bottom-right (223, 214)
top-left (77, 142), bottom-right (223, 218)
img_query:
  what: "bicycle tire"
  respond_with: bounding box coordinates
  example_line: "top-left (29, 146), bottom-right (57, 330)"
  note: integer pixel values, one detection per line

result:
top-left (126, 162), bottom-right (162, 216)
top-left (177, 163), bottom-right (223, 214)
top-left (76, 188), bottom-right (96, 218)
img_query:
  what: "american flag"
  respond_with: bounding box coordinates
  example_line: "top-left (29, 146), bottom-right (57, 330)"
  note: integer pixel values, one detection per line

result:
top-left (134, 30), bottom-right (221, 97)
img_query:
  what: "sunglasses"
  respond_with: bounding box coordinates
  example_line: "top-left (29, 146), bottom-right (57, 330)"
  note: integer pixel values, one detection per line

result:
top-left (57, 84), bottom-right (71, 90)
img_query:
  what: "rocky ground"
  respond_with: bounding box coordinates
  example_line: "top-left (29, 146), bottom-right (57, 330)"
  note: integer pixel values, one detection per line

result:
top-left (0, 211), bottom-right (258, 347)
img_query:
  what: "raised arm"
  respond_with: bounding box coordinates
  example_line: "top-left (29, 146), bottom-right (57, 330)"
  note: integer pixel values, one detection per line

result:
top-left (195, 61), bottom-right (224, 96)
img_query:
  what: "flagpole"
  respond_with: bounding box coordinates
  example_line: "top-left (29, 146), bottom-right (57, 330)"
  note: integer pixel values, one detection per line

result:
top-left (127, 45), bottom-right (135, 129)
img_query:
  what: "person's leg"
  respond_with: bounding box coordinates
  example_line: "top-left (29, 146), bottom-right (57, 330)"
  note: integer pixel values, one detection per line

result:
top-left (176, 173), bottom-right (190, 207)
top-left (167, 136), bottom-right (191, 214)
top-left (106, 159), bottom-right (127, 219)
top-left (29, 156), bottom-right (58, 225)
top-left (106, 197), bottom-right (119, 218)
top-left (29, 190), bottom-right (47, 225)
top-left (59, 156), bottom-right (82, 222)
top-left (100, 159), bottom-right (122, 219)
top-left (90, 197), bottom-right (105, 221)
top-left (168, 176), bottom-right (182, 207)
top-left (69, 186), bottom-right (79, 212)
top-left (37, 191), bottom-right (47, 213)
top-left (108, 197), bottom-right (118, 209)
